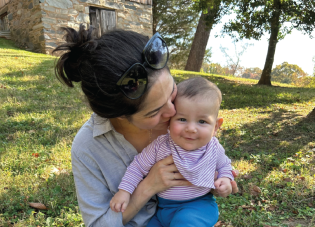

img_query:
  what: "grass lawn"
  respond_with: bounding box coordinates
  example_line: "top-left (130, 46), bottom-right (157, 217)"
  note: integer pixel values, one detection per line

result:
top-left (0, 38), bottom-right (314, 227)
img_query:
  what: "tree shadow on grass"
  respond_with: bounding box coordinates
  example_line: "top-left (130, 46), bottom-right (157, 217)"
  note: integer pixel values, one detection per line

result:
top-left (222, 109), bottom-right (315, 193)
top-left (0, 170), bottom-right (83, 226)
top-left (174, 74), bottom-right (315, 110)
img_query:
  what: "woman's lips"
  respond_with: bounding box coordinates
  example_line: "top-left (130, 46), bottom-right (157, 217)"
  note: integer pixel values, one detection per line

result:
top-left (161, 120), bottom-right (170, 124)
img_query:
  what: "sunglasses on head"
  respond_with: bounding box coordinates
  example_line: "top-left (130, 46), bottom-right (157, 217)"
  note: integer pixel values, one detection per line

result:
top-left (116, 32), bottom-right (169, 99)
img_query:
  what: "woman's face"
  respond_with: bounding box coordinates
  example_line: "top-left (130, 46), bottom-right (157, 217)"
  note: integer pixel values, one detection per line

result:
top-left (130, 69), bottom-right (177, 131)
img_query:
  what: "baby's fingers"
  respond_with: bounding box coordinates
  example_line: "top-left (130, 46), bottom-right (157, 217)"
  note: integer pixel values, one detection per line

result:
top-left (110, 200), bottom-right (115, 211)
top-left (121, 201), bottom-right (128, 213)
top-left (114, 203), bottom-right (122, 212)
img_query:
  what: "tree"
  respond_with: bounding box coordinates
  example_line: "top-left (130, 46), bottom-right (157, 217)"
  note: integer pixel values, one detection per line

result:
top-left (220, 41), bottom-right (252, 76)
top-left (271, 62), bottom-right (307, 85)
top-left (223, 0), bottom-right (315, 85)
top-left (242, 67), bottom-right (262, 80)
top-left (185, 0), bottom-right (233, 72)
top-left (153, 0), bottom-right (200, 69)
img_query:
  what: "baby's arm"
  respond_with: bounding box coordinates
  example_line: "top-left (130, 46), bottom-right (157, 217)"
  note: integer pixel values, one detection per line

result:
top-left (110, 189), bottom-right (131, 213)
top-left (214, 138), bottom-right (234, 197)
top-left (214, 177), bottom-right (232, 198)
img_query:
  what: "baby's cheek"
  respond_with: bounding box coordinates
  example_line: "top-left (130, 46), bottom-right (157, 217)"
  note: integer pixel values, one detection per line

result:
top-left (169, 122), bottom-right (181, 137)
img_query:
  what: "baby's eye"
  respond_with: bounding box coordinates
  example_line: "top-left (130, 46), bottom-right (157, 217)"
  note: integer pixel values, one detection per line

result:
top-left (179, 118), bottom-right (186, 122)
top-left (199, 120), bottom-right (206, 124)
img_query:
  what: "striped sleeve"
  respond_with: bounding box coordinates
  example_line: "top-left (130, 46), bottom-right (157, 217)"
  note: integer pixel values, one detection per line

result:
top-left (215, 138), bottom-right (234, 181)
top-left (118, 139), bottom-right (160, 194)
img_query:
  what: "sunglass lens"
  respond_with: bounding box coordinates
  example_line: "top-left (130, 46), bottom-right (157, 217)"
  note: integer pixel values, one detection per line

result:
top-left (119, 64), bottom-right (147, 99)
top-left (144, 37), bottom-right (168, 69)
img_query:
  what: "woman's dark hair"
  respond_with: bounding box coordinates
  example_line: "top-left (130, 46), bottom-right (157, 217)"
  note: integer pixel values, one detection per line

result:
top-left (53, 24), bottom-right (168, 118)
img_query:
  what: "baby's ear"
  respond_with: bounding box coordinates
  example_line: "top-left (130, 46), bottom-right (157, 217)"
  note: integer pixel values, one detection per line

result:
top-left (214, 118), bottom-right (223, 132)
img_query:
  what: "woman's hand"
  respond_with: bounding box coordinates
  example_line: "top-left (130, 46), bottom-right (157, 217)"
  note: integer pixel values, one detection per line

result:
top-left (143, 155), bottom-right (192, 196)
top-left (231, 170), bottom-right (239, 194)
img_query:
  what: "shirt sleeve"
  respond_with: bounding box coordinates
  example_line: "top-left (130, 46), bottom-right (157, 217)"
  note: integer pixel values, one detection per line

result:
top-left (215, 138), bottom-right (234, 181)
top-left (72, 147), bottom-right (130, 227)
top-left (119, 139), bottom-right (159, 194)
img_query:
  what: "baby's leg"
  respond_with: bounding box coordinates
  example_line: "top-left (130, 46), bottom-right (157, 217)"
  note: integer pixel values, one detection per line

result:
top-left (170, 194), bottom-right (219, 227)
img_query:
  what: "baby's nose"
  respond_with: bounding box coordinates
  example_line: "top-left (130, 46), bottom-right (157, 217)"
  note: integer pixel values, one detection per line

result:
top-left (185, 124), bottom-right (197, 133)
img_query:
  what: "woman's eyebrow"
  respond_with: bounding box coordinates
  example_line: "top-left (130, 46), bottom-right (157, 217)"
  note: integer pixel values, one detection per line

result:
top-left (144, 80), bottom-right (175, 117)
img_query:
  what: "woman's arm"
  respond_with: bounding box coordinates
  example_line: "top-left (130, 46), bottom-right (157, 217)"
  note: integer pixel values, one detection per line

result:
top-left (122, 155), bottom-right (191, 224)
top-left (72, 150), bottom-right (126, 227)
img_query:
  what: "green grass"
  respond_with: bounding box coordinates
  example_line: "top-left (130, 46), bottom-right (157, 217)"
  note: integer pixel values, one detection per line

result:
top-left (0, 38), bottom-right (314, 227)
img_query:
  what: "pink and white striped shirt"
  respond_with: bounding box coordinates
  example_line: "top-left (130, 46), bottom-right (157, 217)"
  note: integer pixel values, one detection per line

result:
top-left (119, 133), bottom-right (234, 200)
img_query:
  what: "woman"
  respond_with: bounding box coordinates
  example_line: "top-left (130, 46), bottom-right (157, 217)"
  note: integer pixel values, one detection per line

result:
top-left (53, 25), bottom-right (238, 227)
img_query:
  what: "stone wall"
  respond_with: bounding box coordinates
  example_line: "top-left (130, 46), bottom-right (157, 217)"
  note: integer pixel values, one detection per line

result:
top-left (3, 0), bottom-right (152, 54)
top-left (6, 0), bottom-right (45, 53)
top-left (42, 0), bottom-right (152, 54)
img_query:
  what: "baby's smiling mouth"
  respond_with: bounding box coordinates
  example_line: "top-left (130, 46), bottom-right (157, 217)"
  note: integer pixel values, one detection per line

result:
top-left (183, 137), bottom-right (196, 140)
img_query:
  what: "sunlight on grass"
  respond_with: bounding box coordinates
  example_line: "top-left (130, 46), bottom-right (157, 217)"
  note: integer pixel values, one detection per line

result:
top-left (1, 39), bottom-right (314, 226)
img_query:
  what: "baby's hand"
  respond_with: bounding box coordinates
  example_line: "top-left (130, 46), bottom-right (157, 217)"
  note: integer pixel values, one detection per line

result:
top-left (214, 177), bottom-right (232, 198)
top-left (110, 189), bottom-right (131, 213)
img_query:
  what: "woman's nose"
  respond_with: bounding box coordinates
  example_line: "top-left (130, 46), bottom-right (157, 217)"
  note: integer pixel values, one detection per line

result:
top-left (162, 101), bottom-right (176, 118)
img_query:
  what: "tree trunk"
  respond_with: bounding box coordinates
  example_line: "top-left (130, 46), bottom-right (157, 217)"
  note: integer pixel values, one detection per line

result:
top-left (184, 11), bottom-right (214, 72)
top-left (258, 0), bottom-right (281, 85)
top-left (307, 107), bottom-right (315, 119)
top-left (152, 0), bottom-right (158, 34)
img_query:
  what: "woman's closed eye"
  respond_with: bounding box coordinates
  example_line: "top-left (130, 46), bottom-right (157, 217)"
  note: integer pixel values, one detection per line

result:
top-left (148, 112), bottom-right (159, 118)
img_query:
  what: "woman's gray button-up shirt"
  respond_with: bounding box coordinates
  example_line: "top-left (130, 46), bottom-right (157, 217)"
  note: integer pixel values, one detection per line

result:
top-left (71, 113), bottom-right (157, 227)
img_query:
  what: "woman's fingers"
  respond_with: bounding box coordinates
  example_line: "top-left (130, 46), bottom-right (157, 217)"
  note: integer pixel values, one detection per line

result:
top-left (170, 179), bottom-right (192, 187)
top-left (173, 172), bottom-right (184, 180)
top-left (214, 171), bottom-right (219, 180)
top-left (231, 180), bottom-right (239, 193)
top-left (232, 170), bottom-right (239, 178)
top-left (159, 155), bottom-right (174, 166)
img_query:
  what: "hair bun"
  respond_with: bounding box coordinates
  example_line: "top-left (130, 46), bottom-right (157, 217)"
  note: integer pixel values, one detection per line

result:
top-left (53, 24), bottom-right (98, 87)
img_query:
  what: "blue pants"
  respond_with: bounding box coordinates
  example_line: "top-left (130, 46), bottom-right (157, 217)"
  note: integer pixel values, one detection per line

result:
top-left (147, 193), bottom-right (218, 227)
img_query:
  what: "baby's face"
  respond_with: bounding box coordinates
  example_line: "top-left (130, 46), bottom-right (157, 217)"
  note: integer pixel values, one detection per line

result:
top-left (169, 95), bottom-right (221, 151)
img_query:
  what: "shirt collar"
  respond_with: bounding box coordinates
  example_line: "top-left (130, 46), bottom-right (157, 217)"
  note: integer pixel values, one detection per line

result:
top-left (92, 113), bottom-right (114, 137)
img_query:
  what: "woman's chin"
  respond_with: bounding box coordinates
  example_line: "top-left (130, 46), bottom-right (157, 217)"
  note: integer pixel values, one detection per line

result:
top-left (154, 121), bottom-right (169, 131)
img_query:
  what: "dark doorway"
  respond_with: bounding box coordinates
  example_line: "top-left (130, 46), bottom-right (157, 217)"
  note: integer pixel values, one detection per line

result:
top-left (0, 12), bottom-right (9, 31)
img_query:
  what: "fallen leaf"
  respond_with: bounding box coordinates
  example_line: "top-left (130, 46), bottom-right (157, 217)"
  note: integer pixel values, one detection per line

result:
top-left (28, 130), bottom-right (35, 134)
top-left (272, 132), bottom-right (278, 136)
top-left (249, 185), bottom-right (261, 196)
top-left (32, 153), bottom-right (39, 158)
top-left (28, 202), bottom-right (47, 210)
top-left (292, 210), bottom-right (299, 214)
top-left (299, 177), bottom-right (305, 181)
top-left (268, 206), bottom-right (277, 211)
top-left (243, 174), bottom-right (252, 180)
top-left (214, 221), bottom-right (222, 227)
top-left (51, 167), bottom-right (70, 176)
top-left (284, 178), bottom-right (291, 182)
top-left (282, 168), bottom-right (288, 173)
top-left (288, 218), bottom-right (294, 222)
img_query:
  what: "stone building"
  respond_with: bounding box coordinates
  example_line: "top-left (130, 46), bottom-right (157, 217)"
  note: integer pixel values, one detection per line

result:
top-left (0, 0), bottom-right (152, 54)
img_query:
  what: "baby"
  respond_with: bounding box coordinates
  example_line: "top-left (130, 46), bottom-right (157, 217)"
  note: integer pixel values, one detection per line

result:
top-left (110, 77), bottom-right (234, 227)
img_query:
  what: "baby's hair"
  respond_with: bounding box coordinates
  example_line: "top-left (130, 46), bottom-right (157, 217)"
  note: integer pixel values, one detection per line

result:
top-left (176, 77), bottom-right (222, 112)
